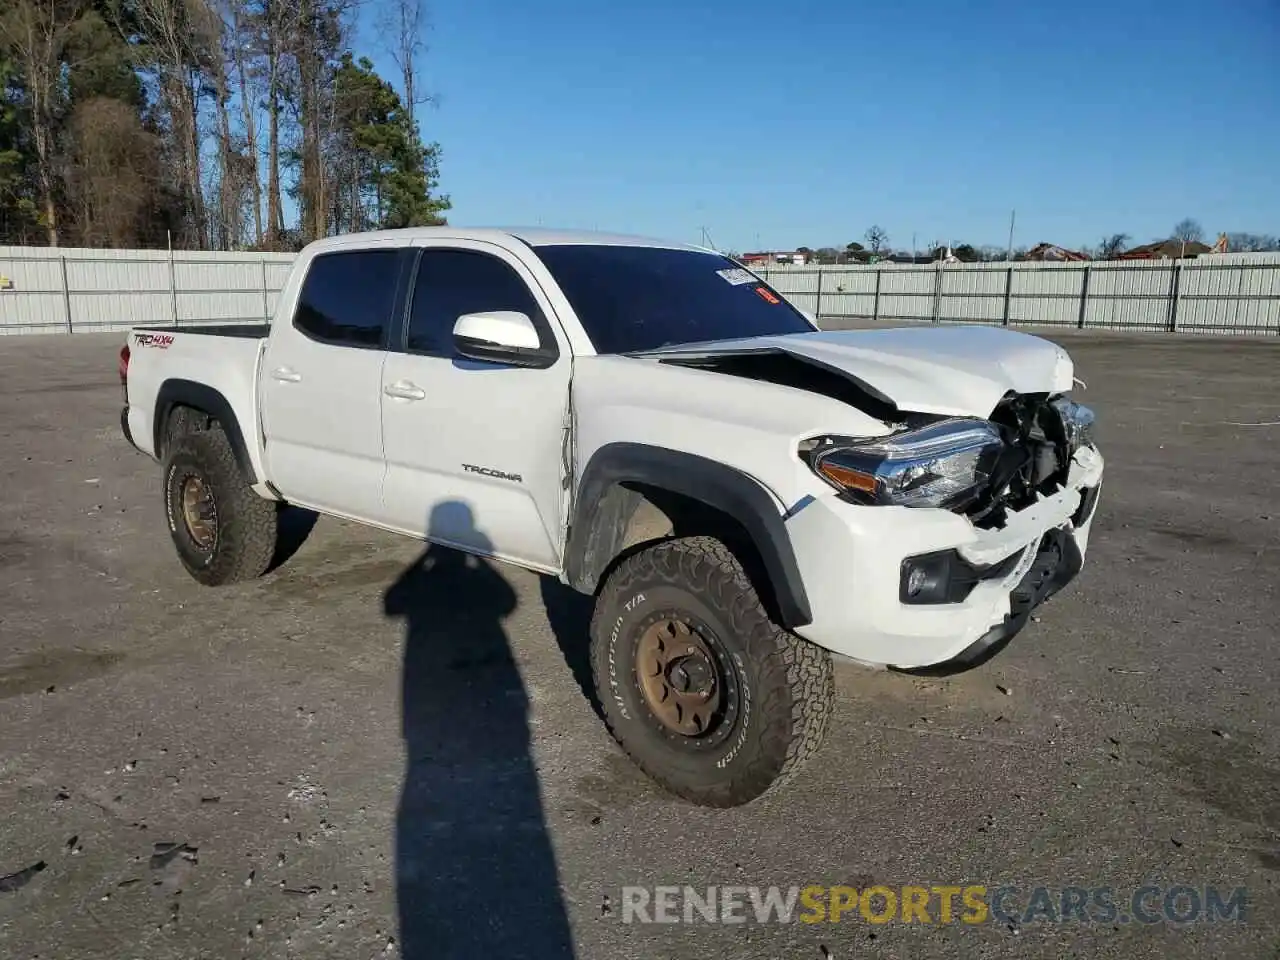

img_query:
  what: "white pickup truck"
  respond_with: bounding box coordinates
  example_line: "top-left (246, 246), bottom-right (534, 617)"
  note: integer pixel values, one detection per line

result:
top-left (120, 227), bottom-right (1103, 807)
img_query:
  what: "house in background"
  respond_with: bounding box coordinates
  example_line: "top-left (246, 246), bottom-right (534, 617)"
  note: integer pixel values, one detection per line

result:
top-left (740, 251), bottom-right (809, 266)
top-left (1118, 239), bottom-right (1214, 260)
top-left (1023, 242), bottom-right (1089, 262)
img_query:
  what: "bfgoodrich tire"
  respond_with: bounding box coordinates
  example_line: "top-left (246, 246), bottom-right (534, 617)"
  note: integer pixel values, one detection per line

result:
top-left (590, 536), bottom-right (834, 807)
top-left (162, 427), bottom-right (278, 586)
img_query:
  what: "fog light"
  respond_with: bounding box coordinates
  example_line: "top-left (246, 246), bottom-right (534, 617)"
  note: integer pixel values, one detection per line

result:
top-left (906, 567), bottom-right (930, 597)
top-left (899, 552), bottom-right (958, 605)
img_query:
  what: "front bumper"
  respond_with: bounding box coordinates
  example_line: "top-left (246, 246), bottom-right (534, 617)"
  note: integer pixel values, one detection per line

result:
top-left (787, 446), bottom-right (1104, 669)
top-left (897, 525), bottom-right (1084, 675)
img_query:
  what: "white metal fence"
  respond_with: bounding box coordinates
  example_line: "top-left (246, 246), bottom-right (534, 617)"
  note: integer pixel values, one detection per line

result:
top-left (758, 253), bottom-right (1280, 336)
top-left (2, 245), bottom-right (1278, 337)
top-left (0, 246), bottom-right (296, 336)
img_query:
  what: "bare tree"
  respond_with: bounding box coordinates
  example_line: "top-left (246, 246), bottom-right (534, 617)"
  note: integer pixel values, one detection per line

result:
top-left (1227, 232), bottom-right (1280, 253)
top-left (293, 0), bottom-right (351, 241)
top-left (1172, 218), bottom-right (1203, 245)
top-left (129, 0), bottom-right (222, 247)
top-left (209, 12), bottom-right (239, 248)
top-left (864, 224), bottom-right (888, 254)
top-left (248, 0), bottom-right (294, 245)
top-left (0, 0), bottom-right (91, 245)
top-left (219, 0), bottom-right (261, 245)
top-left (376, 0), bottom-right (430, 118)
top-left (65, 96), bottom-right (161, 246)
top-left (295, 0), bottom-right (322, 240)
top-left (1098, 233), bottom-right (1129, 259)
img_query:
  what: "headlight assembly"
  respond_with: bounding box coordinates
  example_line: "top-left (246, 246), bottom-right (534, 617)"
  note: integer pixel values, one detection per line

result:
top-left (1050, 397), bottom-right (1096, 454)
top-left (804, 418), bottom-right (1004, 509)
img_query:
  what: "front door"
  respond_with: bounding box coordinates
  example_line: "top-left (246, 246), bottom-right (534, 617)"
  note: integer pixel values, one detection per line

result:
top-left (379, 241), bottom-right (571, 571)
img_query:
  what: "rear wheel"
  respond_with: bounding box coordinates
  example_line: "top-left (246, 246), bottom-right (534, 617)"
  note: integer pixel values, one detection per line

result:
top-left (162, 427), bottom-right (278, 586)
top-left (590, 535), bottom-right (834, 807)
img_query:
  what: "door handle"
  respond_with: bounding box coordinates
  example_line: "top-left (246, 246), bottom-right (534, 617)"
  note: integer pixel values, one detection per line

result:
top-left (384, 380), bottom-right (426, 401)
top-left (271, 366), bottom-right (302, 383)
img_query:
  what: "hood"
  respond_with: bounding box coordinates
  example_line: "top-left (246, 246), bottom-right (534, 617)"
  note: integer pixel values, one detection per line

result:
top-left (631, 325), bottom-right (1075, 418)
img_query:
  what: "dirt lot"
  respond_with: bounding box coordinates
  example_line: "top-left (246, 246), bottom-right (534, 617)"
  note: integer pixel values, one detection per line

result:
top-left (0, 330), bottom-right (1277, 959)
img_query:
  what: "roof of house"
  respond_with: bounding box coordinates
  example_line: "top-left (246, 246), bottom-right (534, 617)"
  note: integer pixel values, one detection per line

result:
top-left (1119, 239), bottom-right (1214, 259)
top-left (1024, 242), bottom-right (1089, 262)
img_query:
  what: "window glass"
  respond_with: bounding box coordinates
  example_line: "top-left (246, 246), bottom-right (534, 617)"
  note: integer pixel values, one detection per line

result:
top-left (293, 250), bottom-right (402, 347)
top-left (533, 245), bottom-right (812, 354)
top-left (407, 249), bottom-right (543, 355)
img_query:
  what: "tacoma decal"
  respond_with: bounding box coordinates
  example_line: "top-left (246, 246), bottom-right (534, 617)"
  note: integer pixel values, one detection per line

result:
top-left (462, 464), bottom-right (523, 483)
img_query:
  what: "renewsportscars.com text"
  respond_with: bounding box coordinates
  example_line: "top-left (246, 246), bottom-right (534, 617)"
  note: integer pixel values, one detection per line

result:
top-left (619, 884), bottom-right (1248, 926)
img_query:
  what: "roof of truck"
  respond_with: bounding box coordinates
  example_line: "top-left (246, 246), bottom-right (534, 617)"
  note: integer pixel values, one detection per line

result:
top-left (303, 226), bottom-right (708, 254)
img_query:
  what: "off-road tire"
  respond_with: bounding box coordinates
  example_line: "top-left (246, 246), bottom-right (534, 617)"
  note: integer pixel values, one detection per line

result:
top-left (590, 535), bottom-right (834, 807)
top-left (162, 427), bottom-right (277, 586)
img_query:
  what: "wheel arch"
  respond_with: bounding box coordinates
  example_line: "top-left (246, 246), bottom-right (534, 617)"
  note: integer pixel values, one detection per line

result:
top-left (564, 443), bottom-right (813, 629)
top-left (154, 379), bottom-right (258, 483)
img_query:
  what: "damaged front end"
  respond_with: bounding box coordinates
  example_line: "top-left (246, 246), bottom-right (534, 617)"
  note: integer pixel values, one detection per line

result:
top-left (973, 393), bottom-right (1095, 528)
top-left (798, 391), bottom-right (1098, 530)
top-left (644, 325), bottom-right (1096, 531)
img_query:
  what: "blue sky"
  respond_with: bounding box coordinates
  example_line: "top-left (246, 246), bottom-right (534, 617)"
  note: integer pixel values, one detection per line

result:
top-left (357, 0), bottom-right (1278, 253)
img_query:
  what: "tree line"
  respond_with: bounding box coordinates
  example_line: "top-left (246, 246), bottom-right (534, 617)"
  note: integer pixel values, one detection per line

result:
top-left (773, 219), bottom-right (1280, 265)
top-left (0, 0), bottom-right (449, 251)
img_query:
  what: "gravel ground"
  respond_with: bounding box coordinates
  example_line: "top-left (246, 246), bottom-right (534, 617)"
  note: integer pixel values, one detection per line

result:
top-left (0, 330), bottom-right (1276, 960)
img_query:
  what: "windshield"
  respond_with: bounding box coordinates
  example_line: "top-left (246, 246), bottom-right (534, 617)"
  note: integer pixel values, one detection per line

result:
top-left (533, 244), bottom-right (814, 354)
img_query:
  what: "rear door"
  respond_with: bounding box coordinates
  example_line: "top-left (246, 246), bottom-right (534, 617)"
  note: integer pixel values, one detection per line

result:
top-left (379, 241), bottom-right (571, 570)
top-left (260, 247), bottom-right (410, 521)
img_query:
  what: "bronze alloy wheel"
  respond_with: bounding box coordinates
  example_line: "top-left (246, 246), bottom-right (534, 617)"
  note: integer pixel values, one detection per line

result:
top-left (635, 614), bottom-right (737, 743)
top-left (180, 475), bottom-right (217, 550)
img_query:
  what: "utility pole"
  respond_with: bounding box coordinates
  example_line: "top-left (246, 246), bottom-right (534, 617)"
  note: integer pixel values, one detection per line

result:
top-left (1006, 210), bottom-right (1016, 261)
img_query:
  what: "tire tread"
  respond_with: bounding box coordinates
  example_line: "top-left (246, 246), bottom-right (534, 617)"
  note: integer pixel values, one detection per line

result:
top-left (590, 535), bottom-right (834, 807)
top-left (164, 427), bottom-right (277, 585)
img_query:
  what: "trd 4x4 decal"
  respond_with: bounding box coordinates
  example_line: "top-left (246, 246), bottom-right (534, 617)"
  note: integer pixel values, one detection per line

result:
top-left (134, 333), bottom-right (175, 349)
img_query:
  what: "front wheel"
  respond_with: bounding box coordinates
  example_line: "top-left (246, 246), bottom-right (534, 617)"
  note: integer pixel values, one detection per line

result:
top-left (162, 427), bottom-right (278, 586)
top-left (590, 536), bottom-right (834, 807)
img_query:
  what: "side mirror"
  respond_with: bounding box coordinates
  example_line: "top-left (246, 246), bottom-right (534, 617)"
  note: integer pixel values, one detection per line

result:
top-left (452, 311), bottom-right (554, 367)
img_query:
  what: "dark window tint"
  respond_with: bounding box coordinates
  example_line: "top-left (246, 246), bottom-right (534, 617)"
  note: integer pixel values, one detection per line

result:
top-left (407, 249), bottom-right (543, 355)
top-left (293, 250), bottom-right (402, 347)
top-left (533, 245), bottom-right (812, 354)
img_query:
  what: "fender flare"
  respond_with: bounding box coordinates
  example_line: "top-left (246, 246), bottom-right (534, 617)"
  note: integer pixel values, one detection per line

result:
top-left (153, 379), bottom-right (257, 482)
top-left (564, 442), bottom-right (812, 628)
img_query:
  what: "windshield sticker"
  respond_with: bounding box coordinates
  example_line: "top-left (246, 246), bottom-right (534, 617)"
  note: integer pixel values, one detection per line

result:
top-left (754, 286), bottom-right (782, 305)
top-left (716, 267), bottom-right (756, 286)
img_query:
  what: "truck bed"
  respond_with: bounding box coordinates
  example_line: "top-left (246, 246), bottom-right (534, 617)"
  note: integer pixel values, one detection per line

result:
top-left (123, 324), bottom-right (267, 466)
top-left (134, 323), bottom-right (271, 339)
